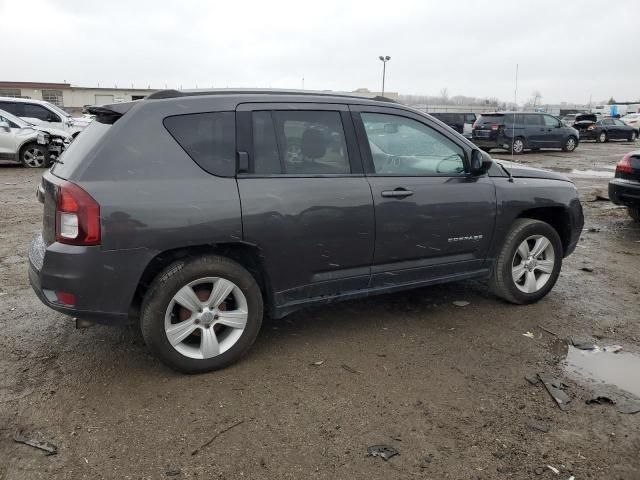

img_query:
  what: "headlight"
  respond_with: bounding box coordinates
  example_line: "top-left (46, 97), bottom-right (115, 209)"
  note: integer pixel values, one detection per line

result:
top-left (36, 131), bottom-right (49, 144)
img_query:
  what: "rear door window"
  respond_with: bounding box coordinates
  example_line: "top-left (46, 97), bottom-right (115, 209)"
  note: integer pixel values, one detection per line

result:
top-left (164, 112), bottom-right (236, 177)
top-left (250, 110), bottom-right (351, 175)
top-left (525, 114), bottom-right (543, 126)
top-left (0, 102), bottom-right (20, 116)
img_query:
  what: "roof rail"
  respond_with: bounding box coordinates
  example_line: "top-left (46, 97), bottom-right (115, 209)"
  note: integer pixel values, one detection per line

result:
top-left (144, 88), bottom-right (397, 102)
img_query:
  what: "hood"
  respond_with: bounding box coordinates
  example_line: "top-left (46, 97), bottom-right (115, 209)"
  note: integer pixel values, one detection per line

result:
top-left (494, 160), bottom-right (572, 182)
top-left (33, 125), bottom-right (72, 139)
top-left (575, 113), bottom-right (597, 123)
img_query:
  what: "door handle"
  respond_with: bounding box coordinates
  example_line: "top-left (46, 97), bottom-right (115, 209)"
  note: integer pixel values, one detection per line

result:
top-left (381, 188), bottom-right (414, 198)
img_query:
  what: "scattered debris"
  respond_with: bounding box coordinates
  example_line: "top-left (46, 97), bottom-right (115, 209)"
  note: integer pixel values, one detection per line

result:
top-left (13, 431), bottom-right (58, 455)
top-left (526, 419), bottom-right (550, 433)
top-left (191, 420), bottom-right (244, 455)
top-left (341, 364), bottom-right (360, 375)
top-left (452, 300), bottom-right (470, 307)
top-left (311, 360), bottom-right (324, 366)
top-left (367, 445), bottom-right (399, 461)
top-left (580, 266), bottom-right (594, 272)
top-left (567, 476), bottom-right (575, 480)
top-left (571, 336), bottom-right (596, 351)
top-left (547, 465), bottom-right (560, 474)
top-left (165, 469), bottom-right (181, 477)
top-left (587, 227), bottom-right (601, 233)
top-left (525, 374), bottom-right (540, 385)
top-left (537, 324), bottom-right (560, 337)
top-left (534, 467), bottom-right (545, 475)
top-left (419, 454), bottom-right (434, 467)
top-left (523, 331), bottom-right (535, 339)
top-left (604, 345), bottom-right (623, 353)
top-left (586, 390), bottom-right (640, 414)
top-left (537, 373), bottom-right (571, 411)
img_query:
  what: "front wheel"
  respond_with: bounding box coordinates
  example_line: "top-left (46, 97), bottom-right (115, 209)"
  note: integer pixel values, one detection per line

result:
top-left (489, 219), bottom-right (563, 304)
top-left (562, 136), bottom-right (578, 152)
top-left (20, 143), bottom-right (50, 168)
top-left (510, 137), bottom-right (525, 155)
top-left (629, 131), bottom-right (638, 142)
top-left (140, 255), bottom-right (263, 373)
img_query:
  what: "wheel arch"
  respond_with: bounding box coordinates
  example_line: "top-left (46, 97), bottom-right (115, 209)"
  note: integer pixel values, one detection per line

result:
top-left (517, 206), bottom-right (571, 255)
top-left (131, 242), bottom-right (273, 318)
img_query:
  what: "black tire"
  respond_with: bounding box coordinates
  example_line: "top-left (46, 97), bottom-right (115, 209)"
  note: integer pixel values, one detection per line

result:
top-left (561, 136), bottom-right (578, 152)
top-left (629, 207), bottom-right (640, 222)
top-left (510, 137), bottom-right (525, 155)
top-left (140, 255), bottom-right (263, 373)
top-left (489, 219), bottom-right (563, 304)
top-left (20, 143), bottom-right (50, 168)
top-left (628, 131), bottom-right (638, 142)
top-left (596, 131), bottom-right (608, 143)
top-left (480, 147), bottom-right (492, 153)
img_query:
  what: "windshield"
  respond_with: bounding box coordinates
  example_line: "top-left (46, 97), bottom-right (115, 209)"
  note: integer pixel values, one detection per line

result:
top-left (46, 102), bottom-right (71, 118)
top-left (0, 108), bottom-right (29, 128)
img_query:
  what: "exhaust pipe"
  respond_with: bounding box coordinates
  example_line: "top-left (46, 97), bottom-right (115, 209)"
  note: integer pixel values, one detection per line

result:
top-left (75, 317), bottom-right (95, 329)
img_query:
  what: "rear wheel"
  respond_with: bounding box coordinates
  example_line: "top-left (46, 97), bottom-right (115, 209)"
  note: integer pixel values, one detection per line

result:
top-left (489, 219), bottom-right (563, 304)
top-left (140, 255), bottom-right (263, 373)
top-left (20, 143), bottom-right (49, 168)
top-left (596, 131), bottom-right (608, 143)
top-left (629, 207), bottom-right (640, 222)
top-left (511, 137), bottom-right (525, 155)
top-left (562, 136), bottom-right (578, 152)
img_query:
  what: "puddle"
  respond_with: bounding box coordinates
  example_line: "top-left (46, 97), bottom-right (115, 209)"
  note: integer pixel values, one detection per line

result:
top-left (569, 169), bottom-right (613, 178)
top-left (563, 346), bottom-right (640, 398)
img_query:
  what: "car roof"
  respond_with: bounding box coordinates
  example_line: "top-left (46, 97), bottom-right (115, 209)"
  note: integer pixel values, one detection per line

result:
top-left (0, 96), bottom-right (51, 105)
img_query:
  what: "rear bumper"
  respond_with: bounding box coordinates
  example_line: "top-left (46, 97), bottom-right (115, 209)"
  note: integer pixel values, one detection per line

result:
top-left (28, 234), bottom-right (152, 325)
top-left (609, 178), bottom-right (640, 207)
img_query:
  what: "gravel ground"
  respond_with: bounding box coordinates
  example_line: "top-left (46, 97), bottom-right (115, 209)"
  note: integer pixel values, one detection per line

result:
top-left (1, 140), bottom-right (639, 479)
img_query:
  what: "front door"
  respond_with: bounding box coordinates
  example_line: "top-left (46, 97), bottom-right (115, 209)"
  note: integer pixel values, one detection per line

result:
top-left (351, 106), bottom-right (496, 287)
top-left (542, 114), bottom-right (564, 146)
top-left (236, 103), bottom-right (375, 307)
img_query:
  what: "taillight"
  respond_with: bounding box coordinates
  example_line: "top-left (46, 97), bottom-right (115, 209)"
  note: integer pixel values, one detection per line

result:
top-left (55, 181), bottom-right (101, 245)
top-left (616, 154), bottom-right (633, 174)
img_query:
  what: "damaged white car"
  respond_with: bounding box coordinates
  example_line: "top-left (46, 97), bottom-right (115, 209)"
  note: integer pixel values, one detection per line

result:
top-left (0, 109), bottom-right (71, 168)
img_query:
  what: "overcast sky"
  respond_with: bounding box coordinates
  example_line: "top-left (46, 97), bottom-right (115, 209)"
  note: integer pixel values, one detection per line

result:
top-left (2, 0), bottom-right (638, 105)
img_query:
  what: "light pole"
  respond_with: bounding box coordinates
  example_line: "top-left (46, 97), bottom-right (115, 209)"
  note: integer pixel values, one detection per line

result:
top-left (378, 55), bottom-right (391, 96)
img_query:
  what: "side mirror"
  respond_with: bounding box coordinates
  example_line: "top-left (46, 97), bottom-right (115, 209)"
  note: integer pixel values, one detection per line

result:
top-left (0, 121), bottom-right (10, 131)
top-left (470, 149), bottom-right (492, 176)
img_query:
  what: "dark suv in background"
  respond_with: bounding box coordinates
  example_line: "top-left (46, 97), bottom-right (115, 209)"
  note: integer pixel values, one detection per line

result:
top-left (430, 112), bottom-right (476, 137)
top-left (472, 112), bottom-right (579, 154)
top-left (29, 90), bottom-right (583, 373)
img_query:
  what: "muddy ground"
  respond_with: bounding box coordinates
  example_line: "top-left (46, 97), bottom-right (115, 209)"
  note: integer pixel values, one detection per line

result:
top-left (1, 141), bottom-right (639, 479)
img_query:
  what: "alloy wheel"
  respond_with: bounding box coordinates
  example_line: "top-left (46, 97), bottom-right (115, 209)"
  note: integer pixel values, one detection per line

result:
top-left (164, 277), bottom-right (248, 360)
top-left (511, 235), bottom-right (555, 293)
top-left (565, 137), bottom-right (576, 151)
top-left (512, 139), bottom-right (524, 154)
top-left (22, 147), bottom-right (46, 168)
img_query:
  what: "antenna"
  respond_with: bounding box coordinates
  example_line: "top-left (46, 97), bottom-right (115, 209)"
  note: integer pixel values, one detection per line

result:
top-left (511, 63), bottom-right (518, 162)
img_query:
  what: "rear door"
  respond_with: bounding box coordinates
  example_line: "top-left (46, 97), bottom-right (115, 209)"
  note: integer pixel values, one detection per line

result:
top-left (351, 105), bottom-right (496, 287)
top-left (542, 115), bottom-right (564, 146)
top-left (613, 119), bottom-right (631, 139)
top-left (235, 103), bottom-right (375, 306)
top-left (524, 114), bottom-right (545, 147)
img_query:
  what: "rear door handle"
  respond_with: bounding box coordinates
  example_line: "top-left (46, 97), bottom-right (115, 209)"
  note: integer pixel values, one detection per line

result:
top-left (381, 188), bottom-right (414, 198)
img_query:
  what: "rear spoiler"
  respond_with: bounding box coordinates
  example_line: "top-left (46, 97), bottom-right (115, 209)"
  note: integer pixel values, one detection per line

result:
top-left (86, 102), bottom-right (136, 124)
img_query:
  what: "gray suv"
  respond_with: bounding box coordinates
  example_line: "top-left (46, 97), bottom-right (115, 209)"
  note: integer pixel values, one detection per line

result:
top-left (29, 90), bottom-right (584, 373)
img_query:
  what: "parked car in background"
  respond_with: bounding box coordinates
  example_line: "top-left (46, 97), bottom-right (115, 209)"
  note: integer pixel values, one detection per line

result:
top-left (471, 112), bottom-right (579, 154)
top-left (609, 150), bottom-right (640, 221)
top-left (29, 90), bottom-right (583, 373)
top-left (430, 112), bottom-right (476, 137)
top-left (561, 113), bottom-right (579, 126)
top-left (573, 115), bottom-right (639, 143)
top-left (0, 97), bottom-right (90, 138)
top-left (621, 113), bottom-right (640, 129)
top-left (0, 108), bottom-right (71, 167)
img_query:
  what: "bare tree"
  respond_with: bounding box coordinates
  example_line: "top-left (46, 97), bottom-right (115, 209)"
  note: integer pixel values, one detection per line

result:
top-left (439, 88), bottom-right (449, 103)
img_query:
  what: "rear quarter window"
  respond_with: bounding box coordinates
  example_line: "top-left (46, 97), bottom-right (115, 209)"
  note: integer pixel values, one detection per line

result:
top-left (163, 112), bottom-right (235, 177)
